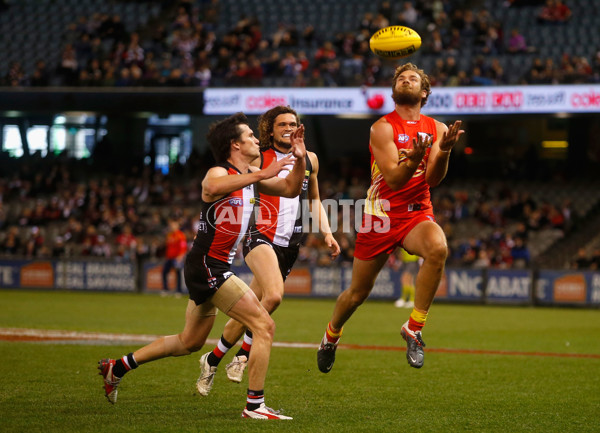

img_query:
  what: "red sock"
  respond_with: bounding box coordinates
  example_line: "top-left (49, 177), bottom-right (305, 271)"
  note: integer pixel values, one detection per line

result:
top-left (408, 316), bottom-right (425, 332)
top-left (325, 322), bottom-right (342, 344)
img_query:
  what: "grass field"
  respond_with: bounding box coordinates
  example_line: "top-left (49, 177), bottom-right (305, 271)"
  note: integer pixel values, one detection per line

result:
top-left (1, 290), bottom-right (599, 433)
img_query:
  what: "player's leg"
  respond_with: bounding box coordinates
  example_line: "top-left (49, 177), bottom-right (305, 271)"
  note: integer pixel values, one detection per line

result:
top-left (202, 245), bottom-right (284, 383)
top-left (317, 253), bottom-right (389, 373)
top-left (198, 276), bottom-right (259, 386)
top-left (225, 245), bottom-right (286, 381)
top-left (98, 300), bottom-right (216, 403)
top-left (400, 220), bottom-right (448, 368)
top-left (214, 275), bottom-right (291, 419)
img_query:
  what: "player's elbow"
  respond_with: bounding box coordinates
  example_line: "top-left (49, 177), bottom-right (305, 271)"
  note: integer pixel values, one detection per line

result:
top-left (282, 183), bottom-right (302, 198)
top-left (202, 181), bottom-right (218, 197)
top-left (384, 176), bottom-right (405, 191)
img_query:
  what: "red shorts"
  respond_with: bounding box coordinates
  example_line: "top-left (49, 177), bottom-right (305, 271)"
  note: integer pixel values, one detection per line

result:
top-left (354, 212), bottom-right (435, 261)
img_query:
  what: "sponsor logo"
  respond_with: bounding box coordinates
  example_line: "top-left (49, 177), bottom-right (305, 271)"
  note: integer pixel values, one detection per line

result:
top-left (205, 95), bottom-right (241, 109)
top-left (526, 91), bottom-right (565, 107)
top-left (492, 91), bottom-right (523, 108)
top-left (570, 90), bottom-right (600, 108)
top-left (553, 274), bottom-right (586, 303)
top-left (20, 262), bottom-right (54, 288)
top-left (427, 93), bottom-right (453, 109)
top-left (456, 92), bottom-right (487, 109)
top-left (245, 94), bottom-right (288, 110)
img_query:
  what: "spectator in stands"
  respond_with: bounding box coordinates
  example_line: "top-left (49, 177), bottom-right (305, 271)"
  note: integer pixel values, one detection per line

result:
top-left (572, 248), bottom-right (592, 269)
top-left (590, 249), bottom-right (600, 270)
top-left (1, 226), bottom-right (21, 255)
top-left (57, 45), bottom-right (79, 86)
top-left (397, 1), bottom-right (419, 27)
top-left (538, 0), bottom-right (572, 24)
top-left (510, 236), bottom-right (531, 268)
top-left (4, 61), bottom-right (27, 87)
top-left (507, 28), bottom-right (528, 54)
top-left (30, 61), bottom-right (50, 87)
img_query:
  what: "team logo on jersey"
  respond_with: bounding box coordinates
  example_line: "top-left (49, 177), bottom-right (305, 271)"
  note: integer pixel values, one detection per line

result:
top-left (417, 132), bottom-right (434, 147)
top-left (397, 134), bottom-right (410, 143)
top-left (206, 197), bottom-right (279, 238)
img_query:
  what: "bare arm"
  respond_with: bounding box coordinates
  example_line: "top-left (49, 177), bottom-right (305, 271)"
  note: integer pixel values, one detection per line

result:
top-left (426, 120), bottom-right (464, 187)
top-left (258, 125), bottom-right (307, 198)
top-left (370, 118), bottom-right (430, 191)
top-left (307, 151), bottom-right (341, 259)
top-left (201, 156), bottom-right (294, 202)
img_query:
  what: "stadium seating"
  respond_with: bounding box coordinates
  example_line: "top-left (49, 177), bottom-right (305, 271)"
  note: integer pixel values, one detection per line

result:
top-left (0, 0), bottom-right (599, 86)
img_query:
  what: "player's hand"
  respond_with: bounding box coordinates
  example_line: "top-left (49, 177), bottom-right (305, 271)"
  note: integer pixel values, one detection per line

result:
top-left (324, 233), bottom-right (341, 259)
top-left (261, 153), bottom-right (295, 179)
top-left (400, 133), bottom-right (431, 167)
top-left (439, 120), bottom-right (464, 152)
top-left (290, 125), bottom-right (307, 159)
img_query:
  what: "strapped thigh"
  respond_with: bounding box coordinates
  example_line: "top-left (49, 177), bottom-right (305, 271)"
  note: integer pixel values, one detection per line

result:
top-left (211, 275), bottom-right (249, 314)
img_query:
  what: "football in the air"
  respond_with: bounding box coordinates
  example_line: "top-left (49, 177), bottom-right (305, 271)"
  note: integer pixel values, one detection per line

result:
top-left (369, 26), bottom-right (421, 59)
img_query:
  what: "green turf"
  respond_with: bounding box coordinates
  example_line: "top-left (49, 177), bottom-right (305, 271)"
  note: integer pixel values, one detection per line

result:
top-left (1, 290), bottom-right (599, 432)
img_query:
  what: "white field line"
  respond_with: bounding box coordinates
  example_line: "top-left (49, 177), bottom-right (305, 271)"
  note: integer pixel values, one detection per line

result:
top-left (0, 327), bottom-right (318, 349)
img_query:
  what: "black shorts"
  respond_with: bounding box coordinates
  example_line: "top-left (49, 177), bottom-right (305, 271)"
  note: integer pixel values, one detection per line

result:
top-left (242, 233), bottom-right (299, 281)
top-left (184, 250), bottom-right (233, 305)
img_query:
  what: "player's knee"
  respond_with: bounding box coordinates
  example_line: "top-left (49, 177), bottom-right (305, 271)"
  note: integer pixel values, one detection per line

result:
top-left (426, 242), bottom-right (448, 265)
top-left (164, 334), bottom-right (195, 357)
top-left (348, 288), bottom-right (370, 307)
top-left (252, 314), bottom-right (275, 342)
top-left (261, 293), bottom-right (283, 313)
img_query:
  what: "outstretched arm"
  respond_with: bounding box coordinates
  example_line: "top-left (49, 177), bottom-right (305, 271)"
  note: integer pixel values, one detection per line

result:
top-left (426, 120), bottom-right (464, 187)
top-left (201, 155), bottom-right (295, 202)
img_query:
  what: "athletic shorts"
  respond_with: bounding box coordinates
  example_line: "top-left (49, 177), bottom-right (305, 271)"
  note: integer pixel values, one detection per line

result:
top-left (354, 211), bottom-right (435, 261)
top-left (184, 250), bottom-right (248, 310)
top-left (242, 233), bottom-right (299, 280)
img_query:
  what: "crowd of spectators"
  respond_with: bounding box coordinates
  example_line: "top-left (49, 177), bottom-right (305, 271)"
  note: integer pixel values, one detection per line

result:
top-left (571, 247), bottom-right (600, 270)
top-left (1, 150), bottom-right (591, 271)
top-left (2, 0), bottom-right (599, 88)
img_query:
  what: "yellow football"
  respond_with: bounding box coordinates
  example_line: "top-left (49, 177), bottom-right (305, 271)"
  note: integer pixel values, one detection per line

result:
top-left (369, 26), bottom-right (421, 59)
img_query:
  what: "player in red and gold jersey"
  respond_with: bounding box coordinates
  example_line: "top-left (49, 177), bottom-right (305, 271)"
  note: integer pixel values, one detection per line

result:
top-left (317, 63), bottom-right (464, 372)
top-left (98, 112), bottom-right (306, 420)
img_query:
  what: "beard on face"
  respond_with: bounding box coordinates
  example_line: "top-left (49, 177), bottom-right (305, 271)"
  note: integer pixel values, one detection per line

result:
top-left (392, 86), bottom-right (422, 106)
top-left (274, 138), bottom-right (292, 150)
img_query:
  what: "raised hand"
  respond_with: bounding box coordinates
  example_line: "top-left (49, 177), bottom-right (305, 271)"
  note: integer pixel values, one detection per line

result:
top-left (439, 120), bottom-right (464, 152)
top-left (400, 133), bottom-right (432, 166)
top-left (290, 124), bottom-right (307, 159)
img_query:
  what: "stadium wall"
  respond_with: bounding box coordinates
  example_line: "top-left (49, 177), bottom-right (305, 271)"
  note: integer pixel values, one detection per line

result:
top-left (1, 258), bottom-right (599, 308)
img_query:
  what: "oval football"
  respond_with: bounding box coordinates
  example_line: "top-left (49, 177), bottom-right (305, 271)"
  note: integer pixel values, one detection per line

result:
top-left (369, 26), bottom-right (422, 59)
